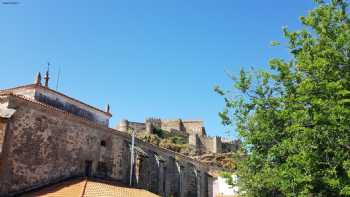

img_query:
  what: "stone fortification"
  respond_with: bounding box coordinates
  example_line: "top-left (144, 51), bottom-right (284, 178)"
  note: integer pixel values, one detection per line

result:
top-left (118, 118), bottom-right (205, 136)
top-left (116, 118), bottom-right (240, 155)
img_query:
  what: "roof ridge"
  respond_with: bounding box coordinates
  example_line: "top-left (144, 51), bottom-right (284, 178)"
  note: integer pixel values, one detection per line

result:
top-left (0, 84), bottom-right (36, 92)
top-left (80, 178), bottom-right (88, 197)
top-left (0, 83), bottom-right (112, 116)
top-left (36, 85), bottom-right (112, 116)
top-left (0, 94), bottom-right (110, 129)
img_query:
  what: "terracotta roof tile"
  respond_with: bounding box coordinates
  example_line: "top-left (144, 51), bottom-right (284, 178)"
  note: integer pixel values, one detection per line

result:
top-left (20, 178), bottom-right (160, 197)
top-left (21, 178), bottom-right (86, 197)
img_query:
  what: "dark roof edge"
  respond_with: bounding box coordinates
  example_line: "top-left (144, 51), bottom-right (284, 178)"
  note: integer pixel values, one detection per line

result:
top-left (0, 84), bottom-right (112, 117)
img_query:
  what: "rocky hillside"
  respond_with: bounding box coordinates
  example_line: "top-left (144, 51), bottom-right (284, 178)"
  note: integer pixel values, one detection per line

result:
top-left (132, 128), bottom-right (240, 172)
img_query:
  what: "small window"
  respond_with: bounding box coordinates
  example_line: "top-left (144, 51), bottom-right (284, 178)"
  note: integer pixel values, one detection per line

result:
top-left (100, 140), bottom-right (106, 147)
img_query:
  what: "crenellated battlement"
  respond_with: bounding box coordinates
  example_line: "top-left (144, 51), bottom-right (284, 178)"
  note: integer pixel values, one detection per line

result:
top-left (116, 118), bottom-right (239, 154)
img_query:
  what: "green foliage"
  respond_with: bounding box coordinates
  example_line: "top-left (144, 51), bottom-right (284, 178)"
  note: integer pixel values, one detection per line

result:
top-left (169, 134), bottom-right (187, 144)
top-left (220, 171), bottom-right (234, 186)
top-left (137, 133), bottom-right (161, 146)
top-left (221, 154), bottom-right (238, 171)
top-left (271, 40), bottom-right (281, 46)
top-left (153, 127), bottom-right (164, 138)
top-left (137, 128), bottom-right (192, 155)
top-left (216, 1), bottom-right (350, 196)
top-left (179, 144), bottom-right (198, 156)
top-left (159, 138), bottom-right (187, 153)
top-left (201, 153), bottom-right (239, 171)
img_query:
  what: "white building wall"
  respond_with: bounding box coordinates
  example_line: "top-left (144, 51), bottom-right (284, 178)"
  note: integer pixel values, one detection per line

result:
top-left (212, 175), bottom-right (239, 196)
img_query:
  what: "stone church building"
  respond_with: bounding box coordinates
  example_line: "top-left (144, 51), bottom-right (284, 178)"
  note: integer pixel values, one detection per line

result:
top-left (0, 72), bottom-right (216, 197)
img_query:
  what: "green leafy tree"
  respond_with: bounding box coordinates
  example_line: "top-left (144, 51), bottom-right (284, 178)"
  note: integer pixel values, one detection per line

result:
top-left (215, 1), bottom-right (350, 196)
top-left (220, 171), bottom-right (235, 186)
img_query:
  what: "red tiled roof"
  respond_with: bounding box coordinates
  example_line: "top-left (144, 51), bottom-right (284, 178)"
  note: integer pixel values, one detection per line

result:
top-left (20, 178), bottom-right (160, 197)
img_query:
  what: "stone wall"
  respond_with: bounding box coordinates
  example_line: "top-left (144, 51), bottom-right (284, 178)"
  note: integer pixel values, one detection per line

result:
top-left (117, 118), bottom-right (241, 154)
top-left (0, 119), bottom-right (6, 155)
top-left (222, 140), bottom-right (240, 153)
top-left (128, 121), bottom-right (147, 132)
top-left (116, 120), bottom-right (147, 132)
top-left (0, 95), bottom-right (209, 197)
top-left (161, 119), bottom-right (183, 132)
top-left (0, 99), bottom-right (129, 195)
top-left (182, 120), bottom-right (205, 135)
top-left (201, 136), bottom-right (214, 153)
top-left (145, 118), bottom-right (162, 129)
top-left (212, 137), bottom-right (222, 154)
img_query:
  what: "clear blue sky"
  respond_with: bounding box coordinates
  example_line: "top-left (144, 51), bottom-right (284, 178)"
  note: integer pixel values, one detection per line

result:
top-left (0, 0), bottom-right (315, 138)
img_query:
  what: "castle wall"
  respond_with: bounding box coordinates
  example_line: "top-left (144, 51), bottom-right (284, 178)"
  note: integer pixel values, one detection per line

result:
top-left (117, 118), bottom-right (239, 154)
top-left (212, 137), bottom-right (222, 153)
top-left (182, 120), bottom-right (204, 135)
top-left (199, 137), bottom-right (222, 154)
top-left (201, 137), bottom-right (214, 153)
top-left (0, 96), bottom-right (208, 197)
top-left (116, 121), bottom-right (147, 132)
top-left (161, 119), bottom-right (183, 132)
top-left (128, 121), bottom-right (146, 131)
top-left (222, 141), bottom-right (240, 153)
top-left (189, 134), bottom-right (199, 147)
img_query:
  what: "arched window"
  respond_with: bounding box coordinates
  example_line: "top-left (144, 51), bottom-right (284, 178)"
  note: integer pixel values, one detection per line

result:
top-left (100, 140), bottom-right (106, 147)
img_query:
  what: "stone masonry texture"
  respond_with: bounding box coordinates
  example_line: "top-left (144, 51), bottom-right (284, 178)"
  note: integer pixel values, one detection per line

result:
top-left (0, 95), bottom-right (211, 197)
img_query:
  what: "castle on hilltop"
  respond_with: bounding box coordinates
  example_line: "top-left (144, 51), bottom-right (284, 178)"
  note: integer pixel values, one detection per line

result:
top-left (117, 118), bottom-right (240, 154)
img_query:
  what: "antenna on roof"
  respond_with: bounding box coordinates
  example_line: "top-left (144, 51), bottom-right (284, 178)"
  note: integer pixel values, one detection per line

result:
top-left (44, 62), bottom-right (50, 88)
top-left (56, 66), bottom-right (61, 91)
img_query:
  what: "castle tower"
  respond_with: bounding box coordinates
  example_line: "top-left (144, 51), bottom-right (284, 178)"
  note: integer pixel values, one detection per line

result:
top-left (189, 133), bottom-right (199, 147)
top-left (145, 121), bottom-right (154, 134)
top-left (117, 119), bottom-right (129, 132)
top-left (212, 136), bottom-right (222, 153)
